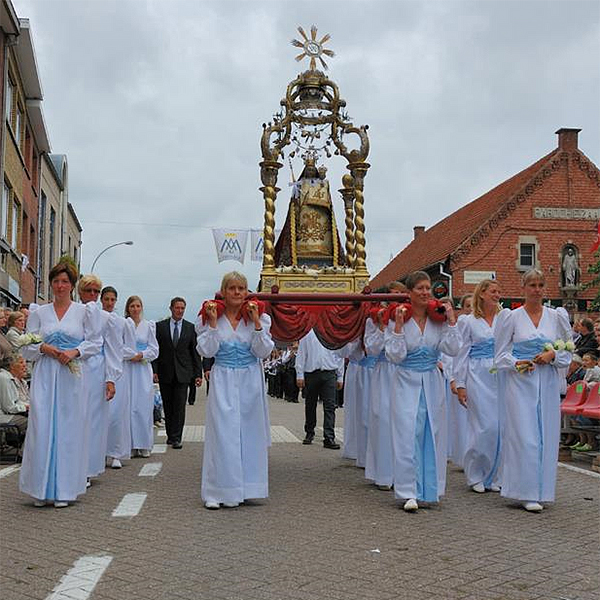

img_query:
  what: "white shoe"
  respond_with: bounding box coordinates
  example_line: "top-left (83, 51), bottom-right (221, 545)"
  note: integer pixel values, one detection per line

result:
top-left (111, 458), bottom-right (122, 469)
top-left (223, 502), bottom-right (239, 508)
top-left (33, 499), bottom-right (46, 507)
top-left (471, 482), bottom-right (485, 493)
top-left (204, 501), bottom-right (220, 510)
top-left (523, 502), bottom-right (543, 512)
top-left (489, 484), bottom-right (501, 492)
top-left (54, 501), bottom-right (69, 508)
top-left (86, 478), bottom-right (91, 488)
top-left (139, 449), bottom-right (150, 458)
top-left (377, 484), bottom-right (392, 491)
top-left (403, 498), bottom-right (418, 512)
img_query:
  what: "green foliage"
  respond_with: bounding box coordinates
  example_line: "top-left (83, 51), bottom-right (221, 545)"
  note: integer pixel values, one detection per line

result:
top-left (584, 250), bottom-right (600, 311)
top-left (57, 254), bottom-right (80, 278)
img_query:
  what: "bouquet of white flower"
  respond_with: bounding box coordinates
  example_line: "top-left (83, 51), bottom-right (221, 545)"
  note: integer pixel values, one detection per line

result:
top-left (67, 360), bottom-right (81, 377)
top-left (543, 339), bottom-right (573, 352)
top-left (14, 333), bottom-right (43, 348)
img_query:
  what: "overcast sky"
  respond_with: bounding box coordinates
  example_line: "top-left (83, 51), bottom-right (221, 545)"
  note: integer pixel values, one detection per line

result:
top-left (15, 0), bottom-right (600, 320)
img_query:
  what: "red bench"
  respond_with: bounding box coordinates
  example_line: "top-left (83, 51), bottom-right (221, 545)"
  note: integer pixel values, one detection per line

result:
top-left (580, 382), bottom-right (600, 420)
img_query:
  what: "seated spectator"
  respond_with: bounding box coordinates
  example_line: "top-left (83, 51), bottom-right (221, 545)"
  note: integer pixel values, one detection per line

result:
top-left (566, 354), bottom-right (585, 386)
top-left (5, 311), bottom-right (26, 349)
top-left (575, 318), bottom-right (598, 357)
top-left (0, 353), bottom-right (29, 447)
top-left (582, 351), bottom-right (600, 384)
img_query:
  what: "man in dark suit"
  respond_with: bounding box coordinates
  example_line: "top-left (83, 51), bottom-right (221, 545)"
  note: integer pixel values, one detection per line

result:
top-left (152, 297), bottom-right (202, 449)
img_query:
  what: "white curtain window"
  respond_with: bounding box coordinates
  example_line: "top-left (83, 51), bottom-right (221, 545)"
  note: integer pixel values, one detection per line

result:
top-left (1, 183), bottom-right (9, 239)
top-left (5, 80), bottom-right (14, 123)
top-left (11, 199), bottom-right (19, 249)
top-left (15, 106), bottom-right (23, 147)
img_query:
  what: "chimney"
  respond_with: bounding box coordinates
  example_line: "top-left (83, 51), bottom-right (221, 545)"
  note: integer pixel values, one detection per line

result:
top-left (413, 226), bottom-right (425, 240)
top-left (555, 127), bottom-right (581, 151)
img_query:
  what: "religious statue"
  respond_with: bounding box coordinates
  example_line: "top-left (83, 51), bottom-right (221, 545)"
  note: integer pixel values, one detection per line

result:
top-left (561, 245), bottom-right (580, 288)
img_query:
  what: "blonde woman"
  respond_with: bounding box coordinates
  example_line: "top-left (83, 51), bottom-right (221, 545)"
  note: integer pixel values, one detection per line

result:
top-left (77, 275), bottom-right (123, 482)
top-left (454, 279), bottom-right (502, 494)
top-left (196, 272), bottom-right (274, 509)
top-left (124, 296), bottom-right (158, 458)
top-left (5, 311), bottom-right (26, 349)
top-left (495, 269), bottom-right (572, 512)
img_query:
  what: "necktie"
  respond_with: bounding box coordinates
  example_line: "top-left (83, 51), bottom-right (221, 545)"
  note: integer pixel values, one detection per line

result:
top-left (173, 322), bottom-right (179, 346)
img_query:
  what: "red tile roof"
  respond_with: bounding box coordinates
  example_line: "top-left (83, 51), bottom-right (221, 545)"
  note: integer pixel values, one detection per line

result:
top-left (370, 148), bottom-right (559, 288)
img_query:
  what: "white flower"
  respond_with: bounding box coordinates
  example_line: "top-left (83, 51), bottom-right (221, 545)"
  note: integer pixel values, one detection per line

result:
top-left (67, 359), bottom-right (81, 378)
top-left (543, 342), bottom-right (553, 352)
top-left (15, 333), bottom-right (43, 347)
top-left (565, 341), bottom-right (575, 352)
top-left (553, 339), bottom-right (566, 351)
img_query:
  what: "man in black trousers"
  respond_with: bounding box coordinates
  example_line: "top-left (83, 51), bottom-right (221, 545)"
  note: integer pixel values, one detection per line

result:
top-left (153, 297), bottom-right (202, 449)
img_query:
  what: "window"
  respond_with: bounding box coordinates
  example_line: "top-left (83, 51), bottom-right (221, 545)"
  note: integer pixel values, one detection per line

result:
top-left (49, 207), bottom-right (56, 266)
top-left (5, 78), bottom-right (14, 123)
top-left (10, 199), bottom-right (19, 249)
top-left (29, 224), bottom-right (35, 267)
top-left (15, 105), bottom-right (23, 147)
top-left (22, 211), bottom-right (28, 254)
top-left (519, 243), bottom-right (535, 268)
top-left (38, 193), bottom-right (47, 294)
top-left (1, 182), bottom-right (9, 239)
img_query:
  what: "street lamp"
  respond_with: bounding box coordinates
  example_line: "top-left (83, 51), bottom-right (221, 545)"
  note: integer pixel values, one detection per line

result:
top-left (90, 241), bottom-right (134, 273)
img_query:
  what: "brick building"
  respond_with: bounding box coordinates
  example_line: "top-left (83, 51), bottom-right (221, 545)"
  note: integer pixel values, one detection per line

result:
top-left (0, 2), bottom-right (82, 307)
top-left (370, 128), bottom-right (600, 316)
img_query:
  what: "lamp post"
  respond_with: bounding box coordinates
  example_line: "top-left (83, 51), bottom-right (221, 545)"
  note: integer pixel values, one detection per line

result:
top-left (90, 241), bottom-right (134, 273)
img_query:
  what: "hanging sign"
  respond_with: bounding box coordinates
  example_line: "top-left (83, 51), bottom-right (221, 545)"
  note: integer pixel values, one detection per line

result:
top-left (211, 229), bottom-right (248, 263)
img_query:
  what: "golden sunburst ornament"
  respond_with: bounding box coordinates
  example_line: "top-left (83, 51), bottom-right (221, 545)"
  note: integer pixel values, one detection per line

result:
top-left (291, 25), bottom-right (335, 71)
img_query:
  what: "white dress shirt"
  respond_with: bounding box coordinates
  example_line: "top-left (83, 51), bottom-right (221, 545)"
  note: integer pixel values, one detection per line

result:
top-left (295, 329), bottom-right (344, 383)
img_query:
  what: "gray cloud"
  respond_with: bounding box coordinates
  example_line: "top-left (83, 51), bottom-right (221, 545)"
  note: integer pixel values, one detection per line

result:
top-left (16, 0), bottom-right (600, 318)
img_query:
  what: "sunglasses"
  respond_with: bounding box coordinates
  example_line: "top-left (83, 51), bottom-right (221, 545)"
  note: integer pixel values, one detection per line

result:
top-left (83, 288), bottom-right (101, 294)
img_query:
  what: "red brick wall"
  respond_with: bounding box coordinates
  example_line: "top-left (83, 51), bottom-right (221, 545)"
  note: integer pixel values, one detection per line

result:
top-left (451, 150), bottom-right (599, 305)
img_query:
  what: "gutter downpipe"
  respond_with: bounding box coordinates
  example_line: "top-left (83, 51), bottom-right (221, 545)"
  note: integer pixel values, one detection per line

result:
top-left (439, 261), bottom-right (453, 303)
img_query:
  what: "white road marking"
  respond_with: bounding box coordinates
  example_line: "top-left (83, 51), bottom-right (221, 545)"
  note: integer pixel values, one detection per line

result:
top-left (270, 425), bottom-right (301, 443)
top-left (44, 554), bottom-right (113, 600)
top-left (138, 462), bottom-right (162, 477)
top-left (0, 464), bottom-right (20, 479)
top-left (181, 425), bottom-right (301, 443)
top-left (315, 427), bottom-right (344, 442)
top-left (111, 493), bottom-right (147, 517)
top-left (151, 444), bottom-right (167, 454)
top-left (558, 462), bottom-right (600, 479)
top-left (182, 425), bottom-right (205, 442)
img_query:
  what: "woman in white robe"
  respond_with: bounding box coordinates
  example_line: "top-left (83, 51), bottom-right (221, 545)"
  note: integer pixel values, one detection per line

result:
top-left (495, 269), bottom-right (572, 512)
top-left (454, 279), bottom-right (502, 493)
top-left (364, 315), bottom-right (395, 489)
top-left (102, 286), bottom-right (137, 468)
top-left (337, 339), bottom-right (376, 467)
top-left (78, 276), bottom-right (123, 480)
top-left (124, 296), bottom-right (159, 457)
top-left (196, 272), bottom-right (274, 509)
top-left (385, 272), bottom-right (461, 512)
top-left (20, 262), bottom-right (102, 507)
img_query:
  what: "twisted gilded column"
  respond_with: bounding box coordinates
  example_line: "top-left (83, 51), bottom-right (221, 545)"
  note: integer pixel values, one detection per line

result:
top-left (349, 162), bottom-right (370, 273)
top-left (259, 160), bottom-right (282, 269)
top-left (339, 173), bottom-right (356, 268)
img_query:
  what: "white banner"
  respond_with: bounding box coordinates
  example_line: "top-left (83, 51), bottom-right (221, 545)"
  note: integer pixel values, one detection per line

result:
top-left (212, 229), bottom-right (248, 263)
top-left (250, 229), bottom-right (282, 262)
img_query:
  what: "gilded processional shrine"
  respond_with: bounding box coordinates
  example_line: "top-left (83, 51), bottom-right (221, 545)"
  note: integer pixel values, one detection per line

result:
top-left (259, 26), bottom-right (371, 293)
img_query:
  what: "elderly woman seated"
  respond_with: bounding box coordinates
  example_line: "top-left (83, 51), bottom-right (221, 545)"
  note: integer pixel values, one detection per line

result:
top-left (0, 353), bottom-right (29, 446)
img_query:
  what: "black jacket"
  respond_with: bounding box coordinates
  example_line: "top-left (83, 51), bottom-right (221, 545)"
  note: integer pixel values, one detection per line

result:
top-left (152, 318), bottom-right (202, 384)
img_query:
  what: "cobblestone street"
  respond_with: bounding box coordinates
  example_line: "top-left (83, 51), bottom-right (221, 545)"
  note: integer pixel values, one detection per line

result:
top-left (1, 389), bottom-right (599, 600)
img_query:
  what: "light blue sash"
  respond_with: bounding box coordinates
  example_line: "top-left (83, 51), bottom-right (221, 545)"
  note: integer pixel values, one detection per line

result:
top-left (44, 331), bottom-right (82, 351)
top-left (215, 341), bottom-right (258, 369)
top-left (469, 338), bottom-right (495, 359)
top-left (350, 355), bottom-right (378, 369)
top-left (399, 346), bottom-right (440, 372)
top-left (513, 337), bottom-right (552, 361)
top-left (136, 341), bottom-right (148, 352)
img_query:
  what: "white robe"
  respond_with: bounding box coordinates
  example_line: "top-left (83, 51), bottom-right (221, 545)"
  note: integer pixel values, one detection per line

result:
top-left (19, 303), bottom-right (102, 501)
top-left (196, 313), bottom-right (274, 504)
top-left (385, 318), bottom-right (462, 502)
top-left (126, 319), bottom-right (159, 451)
top-left (84, 307), bottom-right (123, 477)
top-left (364, 318), bottom-right (394, 486)
top-left (495, 306), bottom-right (572, 502)
top-left (337, 340), bottom-right (374, 466)
top-left (454, 313), bottom-right (501, 488)
top-left (105, 314), bottom-right (136, 460)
